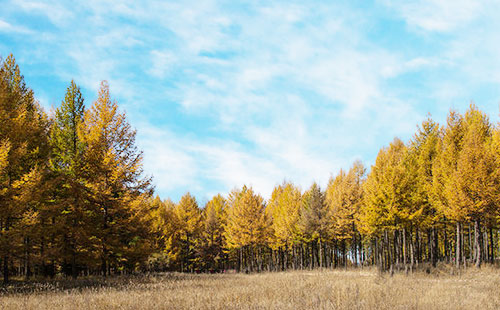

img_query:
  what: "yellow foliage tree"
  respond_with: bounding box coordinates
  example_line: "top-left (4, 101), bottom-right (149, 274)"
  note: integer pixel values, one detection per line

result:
top-left (80, 81), bottom-right (152, 275)
top-left (0, 54), bottom-right (48, 283)
top-left (224, 186), bottom-right (269, 271)
top-left (267, 182), bottom-right (302, 249)
top-left (200, 194), bottom-right (227, 270)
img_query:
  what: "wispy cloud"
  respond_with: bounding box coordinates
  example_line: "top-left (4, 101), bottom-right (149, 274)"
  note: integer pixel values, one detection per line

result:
top-left (12, 0), bottom-right (74, 27)
top-left (0, 19), bottom-right (32, 34)
top-left (381, 0), bottom-right (486, 32)
top-left (2, 0), bottom-right (499, 201)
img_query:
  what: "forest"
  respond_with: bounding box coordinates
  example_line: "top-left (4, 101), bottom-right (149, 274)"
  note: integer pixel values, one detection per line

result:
top-left (1, 53), bottom-right (500, 284)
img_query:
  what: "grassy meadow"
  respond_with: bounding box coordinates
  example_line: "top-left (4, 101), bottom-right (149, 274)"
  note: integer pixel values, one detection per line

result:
top-left (1, 267), bottom-right (500, 310)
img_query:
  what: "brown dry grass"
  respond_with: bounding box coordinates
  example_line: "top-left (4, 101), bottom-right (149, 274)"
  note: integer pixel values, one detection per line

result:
top-left (1, 267), bottom-right (500, 309)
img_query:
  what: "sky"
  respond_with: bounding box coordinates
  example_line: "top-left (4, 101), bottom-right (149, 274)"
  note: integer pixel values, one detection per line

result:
top-left (1, 0), bottom-right (500, 203)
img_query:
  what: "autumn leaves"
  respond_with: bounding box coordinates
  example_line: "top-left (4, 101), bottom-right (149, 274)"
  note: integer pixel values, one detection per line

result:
top-left (153, 106), bottom-right (500, 273)
top-left (2, 52), bottom-right (500, 280)
top-left (0, 55), bottom-right (151, 283)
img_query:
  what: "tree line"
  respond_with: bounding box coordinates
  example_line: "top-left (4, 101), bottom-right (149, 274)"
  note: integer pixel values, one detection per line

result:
top-left (2, 54), bottom-right (500, 283)
top-left (144, 94), bottom-right (500, 274)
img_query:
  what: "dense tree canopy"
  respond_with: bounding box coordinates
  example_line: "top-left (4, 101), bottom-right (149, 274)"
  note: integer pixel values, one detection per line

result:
top-left (2, 53), bottom-right (500, 282)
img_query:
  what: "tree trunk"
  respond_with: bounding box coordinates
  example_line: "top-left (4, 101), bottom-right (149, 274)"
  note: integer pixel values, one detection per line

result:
top-left (319, 238), bottom-right (323, 269)
top-left (474, 219), bottom-right (482, 268)
top-left (469, 223), bottom-right (472, 263)
top-left (409, 228), bottom-right (414, 272)
top-left (443, 226), bottom-right (448, 262)
top-left (3, 217), bottom-right (10, 284)
top-left (415, 228), bottom-right (420, 265)
top-left (456, 222), bottom-right (461, 269)
top-left (403, 227), bottom-right (407, 273)
top-left (433, 227), bottom-right (438, 267)
top-left (489, 227), bottom-right (494, 264)
top-left (2, 254), bottom-right (8, 284)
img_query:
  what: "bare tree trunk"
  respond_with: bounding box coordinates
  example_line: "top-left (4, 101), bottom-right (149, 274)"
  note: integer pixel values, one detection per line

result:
top-left (462, 224), bottom-right (466, 269)
top-left (238, 247), bottom-right (242, 273)
top-left (415, 228), bottom-right (420, 266)
top-left (309, 244), bottom-right (312, 269)
top-left (409, 228), bottom-right (415, 273)
top-left (444, 225), bottom-right (448, 262)
top-left (300, 244), bottom-right (304, 270)
top-left (385, 230), bottom-right (392, 272)
top-left (474, 219), bottom-right (482, 268)
top-left (489, 227), bottom-right (494, 264)
top-left (319, 239), bottom-right (323, 269)
top-left (469, 223), bottom-right (473, 263)
top-left (434, 227), bottom-right (439, 266)
top-left (456, 222), bottom-right (461, 269)
top-left (403, 227), bottom-right (407, 273)
top-left (484, 230), bottom-right (488, 264)
top-left (3, 217), bottom-right (10, 284)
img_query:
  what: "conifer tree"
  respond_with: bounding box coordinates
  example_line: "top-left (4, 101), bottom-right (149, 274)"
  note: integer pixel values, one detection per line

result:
top-left (300, 183), bottom-right (328, 268)
top-left (161, 199), bottom-right (184, 269)
top-left (432, 110), bottom-right (465, 267)
top-left (448, 105), bottom-right (495, 267)
top-left (200, 194), bottom-right (227, 271)
top-left (224, 186), bottom-right (269, 272)
top-left (361, 138), bottom-right (413, 270)
top-left (0, 55), bottom-right (48, 283)
top-left (173, 192), bottom-right (202, 271)
top-left (404, 117), bottom-right (442, 267)
top-left (326, 161), bottom-right (365, 267)
top-left (48, 80), bottom-right (87, 278)
top-left (80, 81), bottom-right (152, 275)
top-left (268, 182), bottom-right (301, 249)
top-left (267, 182), bottom-right (302, 270)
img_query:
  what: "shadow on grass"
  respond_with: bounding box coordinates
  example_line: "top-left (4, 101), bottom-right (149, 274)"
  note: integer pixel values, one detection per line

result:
top-left (0, 273), bottom-right (192, 295)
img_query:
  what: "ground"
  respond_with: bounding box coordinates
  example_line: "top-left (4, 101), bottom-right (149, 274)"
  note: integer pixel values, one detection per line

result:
top-left (1, 267), bottom-right (500, 309)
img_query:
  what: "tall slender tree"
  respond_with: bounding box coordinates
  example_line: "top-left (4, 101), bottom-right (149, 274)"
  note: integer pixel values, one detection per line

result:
top-left (326, 161), bottom-right (366, 267)
top-left (174, 192), bottom-right (202, 272)
top-left (200, 194), bottom-right (227, 271)
top-left (225, 186), bottom-right (270, 272)
top-left (0, 55), bottom-right (48, 283)
top-left (448, 105), bottom-right (495, 267)
top-left (300, 183), bottom-right (328, 268)
top-left (80, 81), bottom-right (152, 275)
top-left (48, 80), bottom-right (87, 278)
top-left (268, 182), bottom-right (302, 260)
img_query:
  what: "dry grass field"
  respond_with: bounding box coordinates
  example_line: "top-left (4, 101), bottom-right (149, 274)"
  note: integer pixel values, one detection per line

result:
top-left (1, 267), bottom-right (500, 310)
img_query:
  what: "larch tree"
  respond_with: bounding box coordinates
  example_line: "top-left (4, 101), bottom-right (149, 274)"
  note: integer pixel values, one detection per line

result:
top-left (489, 121), bottom-right (500, 263)
top-left (200, 194), bottom-right (227, 271)
top-left (299, 182), bottom-right (328, 269)
top-left (48, 80), bottom-right (87, 278)
top-left (173, 192), bottom-right (202, 272)
top-left (432, 110), bottom-right (465, 267)
top-left (79, 81), bottom-right (152, 275)
top-left (224, 186), bottom-right (270, 272)
top-left (0, 55), bottom-right (49, 283)
top-left (448, 105), bottom-right (496, 267)
top-left (267, 182), bottom-right (302, 269)
top-left (361, 138), bottom-right (413, 271)
top-left (326, 160), bottom-right (366, 267)
top-left (407, 116), bottom-right (442, 267)
top-left (160, 198), bottom-right (184, 269)
top-left (148, 196), bottom-right (168, 253)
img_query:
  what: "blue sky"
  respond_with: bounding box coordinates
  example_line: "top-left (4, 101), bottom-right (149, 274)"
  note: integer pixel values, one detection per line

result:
top-left (1, 0), bottom-right (500, 203)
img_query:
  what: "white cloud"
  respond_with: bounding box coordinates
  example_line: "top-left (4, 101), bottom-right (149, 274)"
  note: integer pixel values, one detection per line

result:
top-left (382, 0), bottom-right (486, 32)
top-left (0, 19), bottom-right (32, 34)
top-left (136, 126), bottom-right (199, 194)
top-left (6, 0), bottom-right (500, 201)
top-left (12, 0), bottom-right (74, 27)
top-left (149, 50), bottom-right (177, 79)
